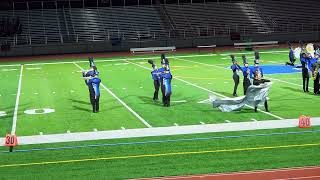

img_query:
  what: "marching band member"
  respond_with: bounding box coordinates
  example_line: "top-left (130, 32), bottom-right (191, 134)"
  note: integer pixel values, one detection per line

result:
top-left (307, 53), bottom-right (319, 95)
top-left (160, 58), bottom-right (172, 107)
top-left (148, 60), bottom-right (160, 101)
top-left (310, 54), bottom-right (319, 95)
top-left (84, 74), bottom-right (101, 113)
top-left (301, 53), bottom-right (310, 92)
top-left (286, 42), bottom-right (296, 66)
top-left (250, 59), bottom-right (263, 79)
top-left (230, 55), bottom-right (241, 97)
top-left (82, 57), bottom-right (99, 82)
top-left (253, 70), bottom-right (270, 112)
top-left (250, 51), bottom-right (263, 79)
top-left (240, 55), bottom-right (252, 95)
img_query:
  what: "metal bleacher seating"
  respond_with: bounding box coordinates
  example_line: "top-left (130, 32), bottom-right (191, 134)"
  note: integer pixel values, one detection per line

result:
top-left (1, 5), bottom-right (167, 45)
top-left (164, 2), bottom-right (270, 37)
top-left (1, 0), bottom-right (319, 46)
top-left (164, 1), bottom-right (320, 37)
top-left (254, 0), bottom-right (320, 32)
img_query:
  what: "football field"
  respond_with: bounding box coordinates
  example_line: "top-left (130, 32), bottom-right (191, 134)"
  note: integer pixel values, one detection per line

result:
top-left (1, 49), bottom-right (319, 136)
top-left (0, 48), bottom-right (320, 179)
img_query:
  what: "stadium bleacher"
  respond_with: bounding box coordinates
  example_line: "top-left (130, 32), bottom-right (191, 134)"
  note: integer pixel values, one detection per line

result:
top-left (0, 0), bottom-right (319, 45)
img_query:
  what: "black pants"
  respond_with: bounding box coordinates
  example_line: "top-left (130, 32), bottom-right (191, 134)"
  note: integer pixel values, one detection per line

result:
top-left (161, 83), bottom-right (171, 107)
top-left (243, 76), bottom-right (251, 95)
top-left (255, 100), bottom-right (269, 112)
top-left (314, 74), bottom-right (319, 95)
top-left (88, 85), bottom-right (100, 112)
top-left (286, 62), bottom-right (295, 66)
top-left (286, 58), bottom-right (295, 66)
top-left (233, 73), bottom-right (239, 96)
top-left (153, 80), bottom-right (160, 100)
top-left (302, 68), bottom-right (309, 92)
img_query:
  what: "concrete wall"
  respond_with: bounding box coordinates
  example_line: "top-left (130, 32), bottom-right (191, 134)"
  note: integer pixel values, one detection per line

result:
top-left (1, 31), bottom-right (319, 57)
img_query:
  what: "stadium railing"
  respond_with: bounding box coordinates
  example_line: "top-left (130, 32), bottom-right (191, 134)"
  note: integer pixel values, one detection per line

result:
top-left (197, 45), bottom-right (216, 53)
top-left (130, 46), bottom-right (176, 54)
top-left (234, 41), bottom-right (278, 49)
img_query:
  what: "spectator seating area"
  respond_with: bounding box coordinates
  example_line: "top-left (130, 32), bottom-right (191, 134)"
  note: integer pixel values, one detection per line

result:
top-left (0, 0), bottom-right (319, 45)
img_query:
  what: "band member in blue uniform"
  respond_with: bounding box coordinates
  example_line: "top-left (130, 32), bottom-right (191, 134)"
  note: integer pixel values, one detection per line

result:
top-left (148, 60), bottom-right (161, 101)
top-left (240, 55), bottom-right (252, 95)
top-left (250, 59), bottom-right (263, 79)
top-left (230, 55), bottom-right (241, 97)
top-left (81, 57), bottom-right (101, 112)
top-left (160, 58), bottom-right (172, 107)
top-left (83, 74), bottom-right (101, 113)
top-left (253, 70), bottom-right (270, 112)
top-left (286, 42), bottom-right (296, 66)
top-left (82, 57), bottom-right (99, 82)
top-left (309, 54), bottom-right (319, 95)
top-left (300, 53), bottom-right (309, 92)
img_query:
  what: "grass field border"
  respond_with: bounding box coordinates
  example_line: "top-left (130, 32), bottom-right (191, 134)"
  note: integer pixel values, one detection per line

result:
top-left (2, 129), bottom-right (319, 154)
top-left (1, 142), bottom-right (319, 168)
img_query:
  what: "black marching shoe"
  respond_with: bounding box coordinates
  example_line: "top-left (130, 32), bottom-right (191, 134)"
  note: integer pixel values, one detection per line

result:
top-left (254, 107), bottom-right (258, 112)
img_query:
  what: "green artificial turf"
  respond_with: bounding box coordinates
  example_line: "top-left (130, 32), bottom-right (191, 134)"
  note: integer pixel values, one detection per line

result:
top-left (0, 48), bottom-right (320, 179)
top-left (0, 127), bottom-right (319, 179)
top-left (1, 48), bottom-right (320, 135)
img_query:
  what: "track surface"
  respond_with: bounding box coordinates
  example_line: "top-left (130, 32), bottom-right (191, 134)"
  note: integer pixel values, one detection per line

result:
top-left (139, 166), bottom-right (320, 180)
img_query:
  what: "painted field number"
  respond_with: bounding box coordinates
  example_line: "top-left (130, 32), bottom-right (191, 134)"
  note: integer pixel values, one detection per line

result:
top-left (299, 115), bottom-right (311, 128)
top-left (0, 111), bottom-right (7, 117)
top-left (4, 134), bottom-right (18, 147)
top-left (24, 108), bottom-right (55, 115)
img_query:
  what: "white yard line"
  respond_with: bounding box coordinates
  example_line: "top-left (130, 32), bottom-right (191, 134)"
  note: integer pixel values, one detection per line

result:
top-left (0, 50), bottom-right (288, 68)
top-left (73, 62), bottom-right (152, 128)
top-left (26, 67), bottom-right (41, 70)
top-left (171, 100), bottom-right (187, 103)
top-left (8, 117), bottom-right (320, 146)
top-left (126, 59), bottom-right (284, 120)
top-left (11, 65), bottom-right (24, 135)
